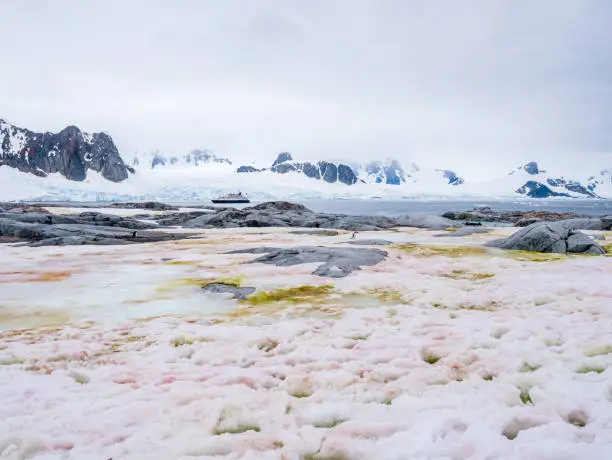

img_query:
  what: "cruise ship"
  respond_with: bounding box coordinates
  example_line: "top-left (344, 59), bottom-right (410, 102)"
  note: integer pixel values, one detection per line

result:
top-left (211, 192), bottom-right (250, 204)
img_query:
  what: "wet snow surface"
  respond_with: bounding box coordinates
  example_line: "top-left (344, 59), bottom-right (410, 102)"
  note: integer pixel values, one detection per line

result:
top-left (1, 227), bottom-right (612, 459)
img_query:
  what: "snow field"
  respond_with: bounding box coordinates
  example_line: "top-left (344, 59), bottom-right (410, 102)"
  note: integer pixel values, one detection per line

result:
top-left (1, 228), bottom-right (611, 459)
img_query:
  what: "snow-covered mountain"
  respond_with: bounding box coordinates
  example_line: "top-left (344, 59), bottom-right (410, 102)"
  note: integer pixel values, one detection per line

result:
top-left (459, 161), bottom-right (610, 199)
top-left (238, 152), bottom-right (359, 185)
top-left (236, 153), bottom-right (465, 189)
top-left (1, 118), bottom-right (611, 201)
top-left (132, 149), bottom-right (232, 170)
top-left (0, 118), bottom-right (132, 182)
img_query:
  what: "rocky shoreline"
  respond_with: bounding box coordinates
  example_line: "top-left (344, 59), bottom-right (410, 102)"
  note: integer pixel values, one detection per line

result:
top-left (0, 201), bottom-right (610, 255)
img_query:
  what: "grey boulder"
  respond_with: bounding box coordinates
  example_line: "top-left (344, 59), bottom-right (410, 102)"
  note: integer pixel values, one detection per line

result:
top-left (396, 213), bottom-right (461, 230)
top-left (229, 245), bottom-right (388, 278)
top-left (488, 222), bottom-right (605, 255)
top-left (201, 283), bottom-right (256, 300)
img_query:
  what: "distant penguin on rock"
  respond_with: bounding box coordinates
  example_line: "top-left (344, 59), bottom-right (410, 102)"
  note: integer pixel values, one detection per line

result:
top-left (132, 231), bottom-right (137, 238)
top-left (351, 231), bottom-right (359, 239)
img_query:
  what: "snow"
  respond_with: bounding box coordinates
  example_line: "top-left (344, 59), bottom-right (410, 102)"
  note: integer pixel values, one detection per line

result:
top-left (1, 227), bottom-right (611, 459)
top-left (2, 153), bottom-right (612, 202)
top-left (0, 119), bottom-right (28, 159)
top-left (460, 165), bottom-right (604, 199)
top-left (81, 132), bottom-right (94, 144)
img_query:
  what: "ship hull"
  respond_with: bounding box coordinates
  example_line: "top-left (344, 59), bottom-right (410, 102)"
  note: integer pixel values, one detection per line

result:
top-left (211, 199), bottom-right (250, 204)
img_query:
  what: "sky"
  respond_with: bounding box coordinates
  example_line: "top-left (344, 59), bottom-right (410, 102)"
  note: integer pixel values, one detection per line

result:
top-left (1, 0), bottom-right (611, 179)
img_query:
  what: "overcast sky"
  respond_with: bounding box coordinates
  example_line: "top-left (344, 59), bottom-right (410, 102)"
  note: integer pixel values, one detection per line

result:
top-left (1, 0), bottom-right (611, 179)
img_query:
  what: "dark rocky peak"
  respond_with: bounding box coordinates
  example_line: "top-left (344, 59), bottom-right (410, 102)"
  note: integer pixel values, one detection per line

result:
top-left (1, 118), bottom-right (131, 182)
top-left (364, 159), bottom-right (406, 185)
top-left (272, 152), bottom-right (293, 167)
top-left (440, 170), bottom-right (465, 185)
top-left (516, 180), bottom-right (569, 198)
top-left (184, 149), bottom-right (232, 165)
top-left (236, 165), bottom-right (263, 173)
top-left (522, 162), bottom-right (541, 175)
top-left (151, 153), bottom-right (167, 168)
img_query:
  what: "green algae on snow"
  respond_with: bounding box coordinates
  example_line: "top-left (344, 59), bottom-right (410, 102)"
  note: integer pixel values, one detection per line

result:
top-left (440, 270), bottom-right (495, 280)
top-left (366, 288), bottom-right (406, 303)
top-left (394, 243), bottom-right (488, 258)
top-left (243, 285), bottom-right (334, 306)
top-left (157, 275), bottom-right (245, 293)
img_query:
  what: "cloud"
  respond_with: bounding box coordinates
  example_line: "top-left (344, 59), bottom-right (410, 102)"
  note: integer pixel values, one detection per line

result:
top-left (1, 0), bottom-right (611, 179)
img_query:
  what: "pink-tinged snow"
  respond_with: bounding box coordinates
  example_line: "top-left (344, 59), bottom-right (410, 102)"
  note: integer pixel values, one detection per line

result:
top-left (1, 228), bottom-right (612, 459)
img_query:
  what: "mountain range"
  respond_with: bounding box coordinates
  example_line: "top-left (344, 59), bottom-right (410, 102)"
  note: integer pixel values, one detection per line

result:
top-left (1, 118), bottom-right (611, 201)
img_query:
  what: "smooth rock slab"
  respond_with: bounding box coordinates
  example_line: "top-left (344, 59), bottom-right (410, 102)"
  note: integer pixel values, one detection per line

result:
top-left (0, 218), bottom-right (193, 246)
top-left (289, 230), bottom-right (340, 236)
top-left (345, 239), bottom-right (393, 245)
top-left (434, 227), bottom-right (492, 237)
top-left (201, 283), bottom-right (256, 300)
top-left (229, 246), bottom-right (388, 278)
top-left (27, 236), bottom-right (134, 247)
top-left (396, 213), bottom-right (461, 230)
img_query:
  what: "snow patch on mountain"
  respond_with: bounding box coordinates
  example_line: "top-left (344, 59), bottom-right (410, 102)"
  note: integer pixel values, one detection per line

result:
top-left (132, 149), bottom-right (233, 170)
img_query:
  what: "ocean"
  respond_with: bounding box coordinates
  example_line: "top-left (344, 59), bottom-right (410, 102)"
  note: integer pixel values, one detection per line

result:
top-left (193, 198), bottom-right (612, 217)
top-left (28, 198), bottom-right (612, 217)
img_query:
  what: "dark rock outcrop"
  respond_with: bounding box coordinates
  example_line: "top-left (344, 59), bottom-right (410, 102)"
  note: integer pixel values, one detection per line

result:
top-left (272, 152), bottom-right (293, 168)
top-left (152, 211), bottom-right (213, 226)
top-left (0, 119), bottom-right (131, 182)
top-left (319, 161), bottom-right (337, 183)
top-left (516, 181), bottom-right (570, 198)
top-left (73, 212), bottom-right (159, 229)
top-left (302, 162), bottom-right (321, 179)
top-left (442, 208), bottom-right (581, 225)
top-left (184, 201), bottom-right (397, 231)
top-left (0, 207), bottom-right (194, 245)
top-left (236, 165), bottom-right (262, 173)
top-left (565, 182), bottom-right (598, 198)
top-left (487, 222), bottom-right (605, 255)
top-left (337, 164), bottom-right (358, 185)
top-left (28, 236), bottom-right (135, 247)
top-left (108, 202), bottom-right (179, 211)
top-left (0, 211), bottom-right (157, 229)
top-left (229, 246), bottom-right (388, 278)
top-left (267, 152), bottom-right (359, 185)
top-left (201, 283), bottom-right (256, 300)
top-left (0, 219), bottom-right (187, 245)
top-left (147, 150), bottom-right (231, 168)
top-left (523, 161), bottom-right (540, 175)
top-left (289, 230), bottom-right (340, 236)
top-left (440, 170), bottom-right (465, 185)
